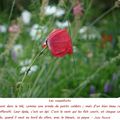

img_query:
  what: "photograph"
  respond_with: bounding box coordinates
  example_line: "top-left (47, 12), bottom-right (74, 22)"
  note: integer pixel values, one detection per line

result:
top-left (0, 0), bottom-right (120, 98)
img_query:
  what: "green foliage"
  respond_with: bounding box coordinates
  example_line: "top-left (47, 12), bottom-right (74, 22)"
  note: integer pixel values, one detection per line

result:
top-left (0, 0), bottom-right (120, 98)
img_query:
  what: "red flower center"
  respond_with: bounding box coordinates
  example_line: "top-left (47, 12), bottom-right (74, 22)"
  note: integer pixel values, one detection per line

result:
top-left (43, 29), bottom-right (73, 57)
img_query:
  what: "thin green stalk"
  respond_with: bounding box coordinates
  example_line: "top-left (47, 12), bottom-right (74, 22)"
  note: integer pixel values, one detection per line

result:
top-left (70, 1), bottom-right (120, 97)
top-left (17, 47), bottom-right (46, 97)
top-left (71, 53), bottom-right (120, 97)
top-left (90, 6), bottom-right (116, 26)
top-left (9, 0), bottom-right (16, 20)
top-left (87, 0), bottom-right (120, 26)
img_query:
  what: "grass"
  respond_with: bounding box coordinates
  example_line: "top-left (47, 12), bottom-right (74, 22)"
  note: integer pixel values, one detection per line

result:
top-left (0, 0), bottom-right (120, 98)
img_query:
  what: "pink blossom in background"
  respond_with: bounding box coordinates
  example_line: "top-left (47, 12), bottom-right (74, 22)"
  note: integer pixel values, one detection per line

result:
top-left (8, 24), bottom-right (20, 33)
top-left (73, 2), bottom-right (83, 16)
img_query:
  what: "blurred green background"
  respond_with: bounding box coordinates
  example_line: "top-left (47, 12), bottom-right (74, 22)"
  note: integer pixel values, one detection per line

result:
top-left (0, 0), bottom-right (120, 97)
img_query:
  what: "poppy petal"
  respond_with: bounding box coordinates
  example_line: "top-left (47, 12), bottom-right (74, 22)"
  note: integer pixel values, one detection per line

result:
top-left (47, 29), bottom-right (73, 57)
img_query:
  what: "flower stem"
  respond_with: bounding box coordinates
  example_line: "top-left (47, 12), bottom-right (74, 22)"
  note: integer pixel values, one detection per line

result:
top-left (17, 47), bottom-right (46, 97)
top-left (90, 6), bottom-right (116, 26)
top-left (70, 53), bottom-right (120, 97)
top-left (9, 0), bottom-right (16, 20)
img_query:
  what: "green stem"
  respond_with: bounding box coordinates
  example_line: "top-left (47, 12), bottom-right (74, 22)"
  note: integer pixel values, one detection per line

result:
top-left (70, 2), bottom-right (120, 97)
top-left (9, 0), bottom-right (16, 20)
top-left (17, 47), bottom-right (46, 97)
top-left (90, 6), bottom-right (116, 26)
top-left (71, 53), bottom-right (120, 97)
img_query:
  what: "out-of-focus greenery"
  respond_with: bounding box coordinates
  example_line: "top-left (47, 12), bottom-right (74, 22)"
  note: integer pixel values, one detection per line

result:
top-left (0, 0), bottom-right (120, 98)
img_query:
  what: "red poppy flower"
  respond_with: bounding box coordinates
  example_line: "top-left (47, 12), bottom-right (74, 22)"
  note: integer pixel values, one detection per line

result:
top-left (102, 34), bottom-right (112, 42)
top-left (101, 33), bottom-right (112, 48)
top-left (43, 29), bottom-right (73, 57)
